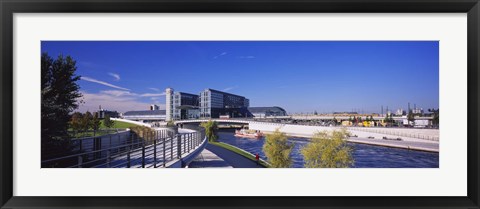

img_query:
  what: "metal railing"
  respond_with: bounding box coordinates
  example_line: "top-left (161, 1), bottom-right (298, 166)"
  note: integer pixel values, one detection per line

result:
top-left (41, 127), bottom-right (206, 168)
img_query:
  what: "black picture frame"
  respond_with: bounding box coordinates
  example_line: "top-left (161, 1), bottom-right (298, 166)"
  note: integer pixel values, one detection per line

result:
top-left (1, 0), bottom-right (479, 208)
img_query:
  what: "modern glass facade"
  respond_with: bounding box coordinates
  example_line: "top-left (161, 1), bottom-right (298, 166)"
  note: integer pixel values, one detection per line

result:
top-left (172, 92), bottom-right (200, 120)
top-left (166, 88), bottom-right (283, 120)
top-left (199, 89), bottom-right (250, 118)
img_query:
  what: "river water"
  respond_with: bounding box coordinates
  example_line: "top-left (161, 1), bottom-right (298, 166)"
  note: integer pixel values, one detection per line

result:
top-left (217, 131), bottom-right (439, 168)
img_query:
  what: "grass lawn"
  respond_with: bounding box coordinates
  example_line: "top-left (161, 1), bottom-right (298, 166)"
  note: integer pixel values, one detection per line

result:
top-left (70, 120), bottom-right (140, 138)
top-left (210, 141), bottom-right (269, 168)
top-left (100, 120), bottom-right (139, 129)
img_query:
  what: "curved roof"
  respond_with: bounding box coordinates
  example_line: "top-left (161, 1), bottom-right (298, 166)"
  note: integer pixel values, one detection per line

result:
top-left (248, 106), bottom-right (287, 113)
top-left (123, 110), bottom-right (166, 116)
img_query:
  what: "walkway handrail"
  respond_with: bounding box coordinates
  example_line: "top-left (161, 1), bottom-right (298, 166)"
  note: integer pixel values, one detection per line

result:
top-left (42, 127), bottom-right (206, 168)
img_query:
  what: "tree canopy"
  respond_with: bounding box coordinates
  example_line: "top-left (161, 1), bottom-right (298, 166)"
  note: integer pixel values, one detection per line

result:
top-left (41, 53), bottom-right (82, 160)
top-left (262, 130), bottom-right (294, 168)
top-left (103, 115), bottom-right (115, 129)
top-left (200, 120), bottom-right (218, 142)
top-left (301, 129), bottom-right (354, 168)
top-left (41, 53), bottom-right (82, 140)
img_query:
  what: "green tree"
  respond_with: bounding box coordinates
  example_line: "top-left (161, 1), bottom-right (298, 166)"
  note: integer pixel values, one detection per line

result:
top-left (301, 129), bottom-right (354, 168)
top-left (407, 110), bottom-right (415, 126)
top-left (82, 111), bottom-right (93, 132)
top-left (428, 108), bottom-right (439, 127)
top-left (166, 120), bottom-right (175, 126)
top-left (41, 53), bottom-right (82, 160)
top-left (200, 120), bottom-right (218, 142)
top-left (103, 114), bottom-right (115, 129)
top-left (70, 112), bottom-right (83, 135)
top-left (92, 112), bottom-right (101, 136)
top-left (262, 130), bottom-right (294, 168)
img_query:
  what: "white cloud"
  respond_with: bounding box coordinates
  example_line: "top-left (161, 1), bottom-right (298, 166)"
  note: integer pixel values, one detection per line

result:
top-left (238, 56), bottom-right (255, 59)
top-left (81, 76), bottom-right (130, 91)
top-left (140, 93), bottom-right (166, 97)
top-left (148, 87), bottom-right (160, 92)
top-left (222, 85), bottom-right (238, 92)
top-left (108, 72), bottom-right (121, 81)
top-left (100, 90), bottom-right (137, 97)
top-left (213, 52), bottom-right (228, 59)
top-left (77, 91), bottom-right (150, 113)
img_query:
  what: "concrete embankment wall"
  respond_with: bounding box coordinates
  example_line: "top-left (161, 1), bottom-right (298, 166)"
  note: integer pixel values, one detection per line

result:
top-left (248, 122), bottom-right (439, 141)
top-left (248, 122), bottom-right (439, 152)
top-left (248, 122), bottom-right (335, 138)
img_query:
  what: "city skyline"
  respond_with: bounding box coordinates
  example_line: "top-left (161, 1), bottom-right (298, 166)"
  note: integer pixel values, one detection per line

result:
top-left (41, 41), bottom-right (439, 113)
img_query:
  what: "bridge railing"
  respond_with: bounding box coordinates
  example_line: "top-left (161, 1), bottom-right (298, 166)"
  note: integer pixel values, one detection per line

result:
top-left (41, 127), bottom-right (206, 168)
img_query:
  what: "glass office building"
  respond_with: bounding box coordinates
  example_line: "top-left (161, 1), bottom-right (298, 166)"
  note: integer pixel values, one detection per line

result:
top-left (199, 89), bottom-right (251, 118)
top-left (166, 88), bottom-right (252, 120)
top-left (172, 91), bottom-right (200, 120)
top-left (166, 88), bottom-right (200, 120)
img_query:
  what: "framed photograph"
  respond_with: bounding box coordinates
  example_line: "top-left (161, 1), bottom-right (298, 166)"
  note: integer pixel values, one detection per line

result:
top-left (1, 0), bottom-right (479, 208)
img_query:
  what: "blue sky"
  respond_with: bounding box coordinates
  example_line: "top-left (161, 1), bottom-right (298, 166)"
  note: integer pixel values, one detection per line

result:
top-left (41, 41), bottom-right (439, 114)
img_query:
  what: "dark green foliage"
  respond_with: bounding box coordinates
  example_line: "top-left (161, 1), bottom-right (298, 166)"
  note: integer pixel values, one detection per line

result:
top-left (103, 114), bottom-right (115, 129)
top-left (70, 112), bottom-right (83, 134)
top-left (41, 53), bottom-right (82, 160)
top-left (82, 111), bottom-right (93, 132)
top-left (92, 112), bottom-right (101, 135)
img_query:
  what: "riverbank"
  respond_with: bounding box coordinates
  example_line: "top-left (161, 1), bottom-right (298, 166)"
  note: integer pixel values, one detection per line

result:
top-left (200, 143), bottom-right (266, 168)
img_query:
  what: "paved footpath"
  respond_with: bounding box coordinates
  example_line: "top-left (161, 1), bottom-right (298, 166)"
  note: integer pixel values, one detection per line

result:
top-left (188, 148), bottom-right (233, 168)
top-left (200, 143), bottom-right (264, 168)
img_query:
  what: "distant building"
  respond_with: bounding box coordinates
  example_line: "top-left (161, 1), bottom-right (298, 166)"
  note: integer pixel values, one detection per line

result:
top-left (173, 91), bottom-right (200, 120)
top-left (150, 104), bottom-right (159, 110)
top-left (166, 88), bottom-right (174, 121)
top-left (396, 108), bottom-right (406, 116)
top-left (97, 109), bottom-right (119, 119)
top-left (248, 106), bottom-right (287, 118)
top-left (122, 110), bottom-right (166, 122)
top-left (332, 112), bottom-right (358, 116)
top-left (412, 108), bottom-right (424, 114)
top-left (199, 88), bottom-right (251, 118)
top-left (166, 87), bottom-right (273, 120)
